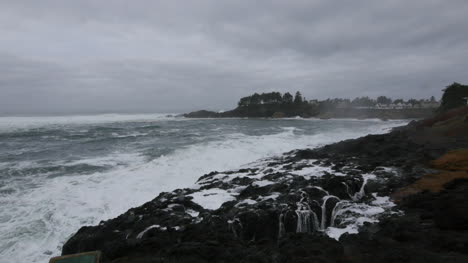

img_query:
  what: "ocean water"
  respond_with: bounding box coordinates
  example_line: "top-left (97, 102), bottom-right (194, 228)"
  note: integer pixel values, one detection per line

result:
top-left (0, 114), bottom-right (408, 262)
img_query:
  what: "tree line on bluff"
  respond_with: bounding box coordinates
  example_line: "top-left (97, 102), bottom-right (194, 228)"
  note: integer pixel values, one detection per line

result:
top-left (237, 82), bottom-right (468, 112)
top-left (237, 91), bottom-right (438, 109)
top-left (237, 91), bottom-right (305, 106)
top-left (184, 82), bottom-right (467, 118)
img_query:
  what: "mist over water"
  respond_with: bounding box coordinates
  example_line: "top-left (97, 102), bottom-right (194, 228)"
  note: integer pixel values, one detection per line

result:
top-left (0, 114), bottom-right (408, 262)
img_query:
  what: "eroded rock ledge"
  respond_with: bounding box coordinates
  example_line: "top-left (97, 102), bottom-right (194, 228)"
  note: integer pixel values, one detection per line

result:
top-left (63, 107), bottom-right (468, 263)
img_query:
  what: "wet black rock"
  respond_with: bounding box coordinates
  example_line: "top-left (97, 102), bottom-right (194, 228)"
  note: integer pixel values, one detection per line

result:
top-left (62, 113), bottom-right (468, 262)
top-left (340, 179), bottom-right (468, 263)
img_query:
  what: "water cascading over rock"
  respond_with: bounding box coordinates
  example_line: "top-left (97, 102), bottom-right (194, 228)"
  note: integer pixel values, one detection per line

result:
top-left (286, 175), bottom-right (371, 236)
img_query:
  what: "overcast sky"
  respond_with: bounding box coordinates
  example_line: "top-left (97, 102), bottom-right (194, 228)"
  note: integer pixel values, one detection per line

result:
top-left (1, 0), bottom-right (468, 114)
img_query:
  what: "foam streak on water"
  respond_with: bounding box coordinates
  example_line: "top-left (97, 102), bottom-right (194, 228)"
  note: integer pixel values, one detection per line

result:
top-left (0, 114), bottom-right (408, 262)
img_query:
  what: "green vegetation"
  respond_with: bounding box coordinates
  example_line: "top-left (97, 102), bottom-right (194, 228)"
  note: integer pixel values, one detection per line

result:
top-left (236, 92), bottom-right (439, 110)
top-left (294, 92), bottom-right (303, 104)
top-left (186, 84), bottom-right (464, 119)
top-left (438, 82), bottom-right (468, 112)
top-left (237, 92), bottom-right (304, 106)
top-left (229, 90), bottom-right (443, 118)
top-left (232, 91), bottom-right (317, 118)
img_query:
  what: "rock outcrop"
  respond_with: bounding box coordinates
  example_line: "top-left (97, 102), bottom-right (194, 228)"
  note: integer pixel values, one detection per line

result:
top-left (183, 106), bottom-right (435, 120)
top-left (63, 107), bottom-right (468, 262)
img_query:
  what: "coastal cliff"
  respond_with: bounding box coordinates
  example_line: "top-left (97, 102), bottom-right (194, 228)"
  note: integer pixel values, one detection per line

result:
top-left (62, 106), bottom-right (468, 262)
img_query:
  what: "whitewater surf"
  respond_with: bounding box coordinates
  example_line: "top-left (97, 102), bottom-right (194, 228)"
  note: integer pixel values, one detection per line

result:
top-left (0, 114), bottom-right (407, 262)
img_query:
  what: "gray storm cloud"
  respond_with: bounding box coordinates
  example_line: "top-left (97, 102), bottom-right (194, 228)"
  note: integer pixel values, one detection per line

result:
top-left (1, 0), bottom-right (468, 114)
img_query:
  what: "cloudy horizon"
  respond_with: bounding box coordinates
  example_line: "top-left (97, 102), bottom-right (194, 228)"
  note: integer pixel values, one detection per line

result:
top-left (1, 0), bottom-right (468, 115)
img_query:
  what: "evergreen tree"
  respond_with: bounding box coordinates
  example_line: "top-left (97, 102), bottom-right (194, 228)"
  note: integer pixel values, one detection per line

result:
top-left (272, 92), bottom-right (282, 103)
top-left (377, 96), bottom-right (392, 105)
top-left (237, 96), bottom-right (251, 107)
top-left (283, 92), bottom-right (293, 103)
top-left (250, 93), bottom-right (261, 105)
top-left (408, 99), bottom-right (419, 106)
top-left (294, 91), bottom-right (303, 104)
top-left (438, 82), bottom-right (468, 112)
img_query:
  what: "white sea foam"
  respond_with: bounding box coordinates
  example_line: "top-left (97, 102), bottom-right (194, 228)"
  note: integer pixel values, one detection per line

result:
top-left (0, 113), bottom-right (178, 133)
top-left (136, 225), bottom-right (165, 239)
top-left (326, 192), bottom-right (398, 240)
top-left (0, 118), bottom-right (408, 263)
top-left (236, 199), bottom-right (258, 206)
top-left (252, 180), bottom-right (275, 187)
top-left (257, 192), bottom-right (281, 201)
top-left (291, 164), bottom-right (347, 179)
top-left (189, 188), bottom-right (237, 210)
top-left (60, 152), bottom-right (142, 168)
top-left (186, 209), bottom-right (200, 218)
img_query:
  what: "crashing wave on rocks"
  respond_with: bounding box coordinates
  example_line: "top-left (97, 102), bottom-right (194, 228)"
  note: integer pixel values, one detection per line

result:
top-left (62, 149), bottom-right (403, 259)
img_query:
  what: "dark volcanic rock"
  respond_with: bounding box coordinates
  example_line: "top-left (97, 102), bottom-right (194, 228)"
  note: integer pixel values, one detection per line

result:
top-left (340, 179), bottom-right (468, 262)
top-left (63, 153), bottom-right (399, 262)
top-left (63, 108), bottom-right (468, 262)
top-left (183, 110), bottom-right (220, 118)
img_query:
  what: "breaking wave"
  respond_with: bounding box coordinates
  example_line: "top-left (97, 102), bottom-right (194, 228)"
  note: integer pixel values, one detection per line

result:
top-left (0, 115), bottom-right (408, 262)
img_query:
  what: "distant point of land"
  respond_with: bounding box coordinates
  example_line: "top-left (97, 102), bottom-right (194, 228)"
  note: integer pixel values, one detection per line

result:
top-left (184, 83), bottom-right (468, 119)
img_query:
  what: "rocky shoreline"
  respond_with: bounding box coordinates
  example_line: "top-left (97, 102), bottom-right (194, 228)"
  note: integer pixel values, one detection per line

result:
top-left (183, 107), bottom-right (435, 120)
top-left (63, 107), bottom-right (468, 263)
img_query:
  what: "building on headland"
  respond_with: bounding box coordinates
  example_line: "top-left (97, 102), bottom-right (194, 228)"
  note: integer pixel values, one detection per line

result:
top-left (420, 101), bottom-right (441, 108)
top-left (376, 103), bottom-right (409, 109)
top-left (372, 101), bottom-right (439, 110)
top-left (308, 99), bottom-right (319, 105)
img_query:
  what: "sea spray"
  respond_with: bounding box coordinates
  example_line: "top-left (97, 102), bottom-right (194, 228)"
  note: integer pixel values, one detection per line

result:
top-left (0, 116), bottom-right (407, 262)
